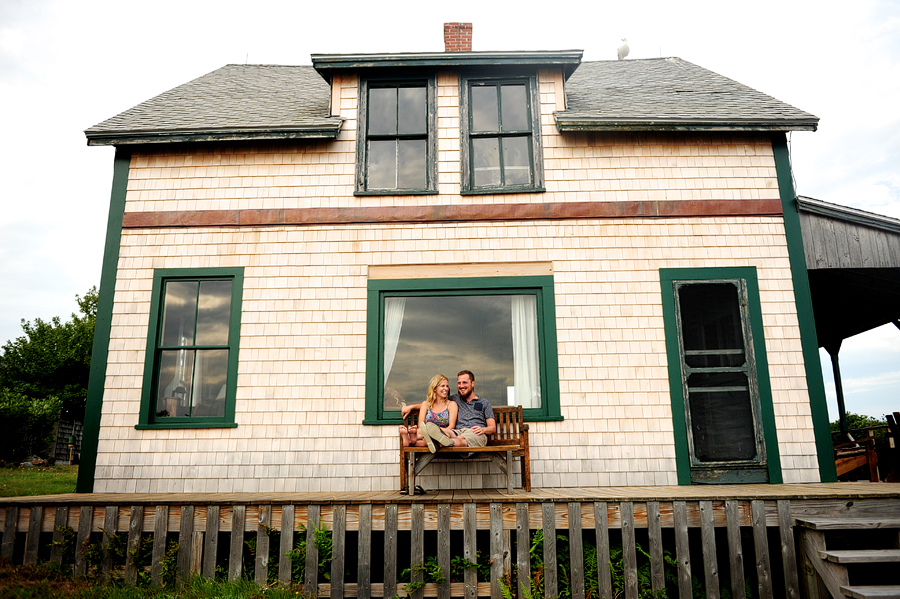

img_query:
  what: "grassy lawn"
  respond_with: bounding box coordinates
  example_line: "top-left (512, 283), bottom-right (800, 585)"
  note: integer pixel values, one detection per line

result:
top-left (0, 464), bottom-right (78, 497)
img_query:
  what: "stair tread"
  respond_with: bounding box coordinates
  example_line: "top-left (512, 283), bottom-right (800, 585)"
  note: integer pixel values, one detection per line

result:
top-left (795, 517), bottom-right (900, 530)
top-left (841, 585), bottom-right (900, 599)
top-left (819, 549), bottom-right (900, 563)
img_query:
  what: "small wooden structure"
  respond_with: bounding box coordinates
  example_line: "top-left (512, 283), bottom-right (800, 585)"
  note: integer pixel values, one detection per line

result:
top-left (3, 484), bottom-right (900, 598)
top-left (402, 406), bottom-right (532, 493)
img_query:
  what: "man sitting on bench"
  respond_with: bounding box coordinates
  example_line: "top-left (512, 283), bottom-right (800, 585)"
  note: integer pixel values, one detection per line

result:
top-left (401, 370), bottom-right (496, 451)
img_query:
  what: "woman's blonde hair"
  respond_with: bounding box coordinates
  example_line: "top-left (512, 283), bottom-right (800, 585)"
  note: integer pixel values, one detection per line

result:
top-left (426, 374), bottom-right (449, 409)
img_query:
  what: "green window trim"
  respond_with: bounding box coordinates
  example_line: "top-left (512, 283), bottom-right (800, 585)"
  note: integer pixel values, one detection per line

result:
top-left (659, 267), bottom-right (782, 485)
top-left (364, 275), bottom-right (562, 424)
top-left (355, 75), bottom-right (438, 195)
top-left (136, 267), bottom-right (244, 429)
top-left (459, 73), bottom-right (545, 195)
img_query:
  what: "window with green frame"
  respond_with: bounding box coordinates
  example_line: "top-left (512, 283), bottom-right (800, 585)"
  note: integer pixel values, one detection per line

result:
top-left (460, 74), bottom-right (544, 194)
top-left (364, 276), bottom-right (561, 424)
top-left (136, 268), bottom-right (243, 429)
top-left (356, 76), bottom-right (437, 194)
top-left (659, 267), bottom-right (782, 484)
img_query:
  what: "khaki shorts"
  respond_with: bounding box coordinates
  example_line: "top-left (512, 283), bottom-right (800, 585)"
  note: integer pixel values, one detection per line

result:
top-left (454, 428), bottom-right (487, 448)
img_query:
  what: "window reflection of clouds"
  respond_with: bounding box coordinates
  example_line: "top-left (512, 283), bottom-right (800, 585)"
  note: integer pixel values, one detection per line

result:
top-left (472, 138), bottom-right (500, 187)
top-left (368, 87), bottom-right (397, 135)
top-left (500, 85), bottom-right (528, 131)
top-left (196, 280), bottom-right (232, 345)
top-left (397, 87), bottom-right (426, 135)
top-left (368, 140), bottom-right (397, 189)
top-left (502, 138), bottom-right (531, 185)
top-left (471, 86), bottom-right (498, 132)
top-left (161, 281), bottom-right (197, 346)
top-left (384, 295), bottom-right (518, 411)
top-left (397, 140), bottom-right (426, 189)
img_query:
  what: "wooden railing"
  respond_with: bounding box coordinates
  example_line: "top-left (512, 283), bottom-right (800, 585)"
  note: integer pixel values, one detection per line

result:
top-left (0, 497), bottom-right (818, 598)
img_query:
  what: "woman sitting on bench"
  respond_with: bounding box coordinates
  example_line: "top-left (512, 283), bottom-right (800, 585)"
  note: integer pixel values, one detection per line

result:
top-left (399, 373), bottom-right (458, 449)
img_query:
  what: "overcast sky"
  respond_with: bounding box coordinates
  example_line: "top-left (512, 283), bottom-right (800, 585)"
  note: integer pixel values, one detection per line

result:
top-left (1, 0), bottom-right (898, 421)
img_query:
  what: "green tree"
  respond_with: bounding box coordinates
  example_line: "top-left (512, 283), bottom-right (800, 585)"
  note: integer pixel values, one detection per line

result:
top-left (0, 287), bottom-right (96, 460)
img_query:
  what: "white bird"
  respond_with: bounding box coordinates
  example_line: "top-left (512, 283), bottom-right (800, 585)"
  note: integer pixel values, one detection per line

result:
top-left (617, 38), bottom-right (629, 61)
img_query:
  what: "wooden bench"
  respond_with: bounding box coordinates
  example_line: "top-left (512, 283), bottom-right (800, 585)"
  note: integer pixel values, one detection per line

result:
top-left (400, 405), bottom-right (531, 492)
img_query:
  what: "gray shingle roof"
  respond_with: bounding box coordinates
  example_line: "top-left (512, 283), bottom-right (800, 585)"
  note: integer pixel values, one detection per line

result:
top-left (557, 57), bottom-right (818, 131)
top-left (85, 65), bottom-right (343, 145)
top-left (85, 57), bottom-right (817, 146)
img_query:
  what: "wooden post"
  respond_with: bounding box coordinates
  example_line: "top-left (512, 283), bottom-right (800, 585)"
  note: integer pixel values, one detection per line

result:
top-left (256, 505), bottom-right (271, 586)
top-left (622, 501), bottom-right (638, 599)
top-left (176, 505), bottom-right (194, 586)
top-left (124, 506), bottom-right (144, 585)
top-left (647, 501), bottom-right (665, 593)
top-left (332, 504), bottom-right (346, 599)
top-left (725, 500), bottom-right (747, 599)
top-left (777, 500), bottom-right (801, 599)
top-left (568, 502), bottom-right (585, 599)
top-left (411, 504), bottom-right (424, 599)
top-left (151, 505), bottom-right (168, 585)
top-left (279, 504), bottom-right (295, 586)
top-left (356, 504), bottom-right (371, 598)
top-left (674, 501), bottom-right (692, 599)
top-left (699, 500), bottom-right (720, 599)
top-left (751, 500), bottom-right (773, 599)
top-left (517, 504), bottom-right (531, 599)
top-left (438, 504), bottom-right (451, 599)
top-left (101, 506), bottom-right (117, 581)
top-left (490, 503), bottom-right (504, 599)
top-left (229, 505), bottom-right (245, 581)
top-left (304, 504), bottom-right (320, 596)
top-left (384, 504), bottom-right (398, 599)
top-left (203, 505), bottom-right (220, 579)
top-left (24, 506), bottom-right (42, 565)
top-left (542, 503), bottom-right (557, 599)
top-left (595, 501), bottom-right (612, 599)
top-left (50, 506), bottom-right (69, 565)
top-left (464, 503), bottom-right (478, 599)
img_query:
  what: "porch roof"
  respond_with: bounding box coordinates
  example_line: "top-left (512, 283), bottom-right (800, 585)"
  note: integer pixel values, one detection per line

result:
top-left (798, 196), bottom-right (900, 346)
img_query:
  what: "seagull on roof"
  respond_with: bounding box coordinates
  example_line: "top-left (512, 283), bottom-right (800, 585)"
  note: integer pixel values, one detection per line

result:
top-left (617, 38), bottom-right (629, 61)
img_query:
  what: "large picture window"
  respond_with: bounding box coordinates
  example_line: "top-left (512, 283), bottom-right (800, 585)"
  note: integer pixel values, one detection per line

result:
top-left (356, 77), bottom-right (437, 194)
top-left (660, 267), bottom-right (781, 484)
top-left (364, 276), bottom-right (561, 423)
top-left (460, 75), bottom-right (543, 194)
top-left (137, 268), bottom-right (243, 429)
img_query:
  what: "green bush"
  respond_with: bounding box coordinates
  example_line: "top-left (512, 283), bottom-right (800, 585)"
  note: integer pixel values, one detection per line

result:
top-left (0, 390), bottom-right (62, 463)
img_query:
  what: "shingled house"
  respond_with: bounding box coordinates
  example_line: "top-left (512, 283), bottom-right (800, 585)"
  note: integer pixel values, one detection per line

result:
top-left (77, 25), bottom-right (832, 494)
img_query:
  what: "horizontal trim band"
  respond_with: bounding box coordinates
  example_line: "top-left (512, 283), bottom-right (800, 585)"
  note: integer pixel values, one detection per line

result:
top-left (121, 199), bottom-right (784, 229)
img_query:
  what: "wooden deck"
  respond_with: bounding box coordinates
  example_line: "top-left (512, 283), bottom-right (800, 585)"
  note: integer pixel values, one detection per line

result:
top-left (3, 483), bottom-right (900, 599)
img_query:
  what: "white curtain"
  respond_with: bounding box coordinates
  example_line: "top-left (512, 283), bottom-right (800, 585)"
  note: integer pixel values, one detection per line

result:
top-left (511, 295), bottom-right (540, 409)
top-left (383, 297), bottom-right (406, 387)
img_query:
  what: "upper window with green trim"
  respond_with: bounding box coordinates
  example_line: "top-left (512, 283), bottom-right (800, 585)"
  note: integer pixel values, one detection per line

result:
top-left (460, 75), bottom-right (543, 194)
top-left (356, 77), bottom-right (437, 194)
top-left (364, 276), bottom-right (561, 423)
top-left (660, 267), bottom-right (781, 484)
top-left (137, 268), bottom-right (243, 429)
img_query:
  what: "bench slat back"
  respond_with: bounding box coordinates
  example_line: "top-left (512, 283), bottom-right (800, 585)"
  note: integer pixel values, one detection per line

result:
top-left (405, 405), bottom-right (524, 446)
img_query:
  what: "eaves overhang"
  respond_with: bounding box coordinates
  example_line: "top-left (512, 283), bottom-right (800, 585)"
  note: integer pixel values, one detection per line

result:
top-left (797, 195), bottom-right (900, 235)
top-left (84, 122), bottom-right (344, 146)
top-left (312, 50), bottom-right (584, 79)
top-left (554, 114), bottom-right (819, 133)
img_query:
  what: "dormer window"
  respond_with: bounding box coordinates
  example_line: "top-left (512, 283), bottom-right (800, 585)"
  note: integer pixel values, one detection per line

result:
top-left (356, 77), bottom-right (437, 194)
top-left (460, 75), bottom-right (544, 194)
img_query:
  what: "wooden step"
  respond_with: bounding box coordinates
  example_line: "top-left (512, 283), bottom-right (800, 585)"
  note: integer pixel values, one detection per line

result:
top-left (795, 517), bottom-right (900, 530)
top-left (818, 549), bottom-right (900, 563)
top-left (840, 585), bottom-right (900, 599)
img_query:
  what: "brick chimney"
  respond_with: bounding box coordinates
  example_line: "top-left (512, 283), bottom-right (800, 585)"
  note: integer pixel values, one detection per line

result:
top-left (444, 22), bottom-right (472, 52)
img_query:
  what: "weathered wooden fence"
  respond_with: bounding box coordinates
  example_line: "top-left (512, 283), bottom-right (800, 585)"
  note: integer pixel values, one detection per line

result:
top-left (0, 497), bottom-right (818, 598)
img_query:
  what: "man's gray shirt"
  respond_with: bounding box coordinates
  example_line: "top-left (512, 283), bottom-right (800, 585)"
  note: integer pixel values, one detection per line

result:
top-left (451, 394), bottom-right (495, 429)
